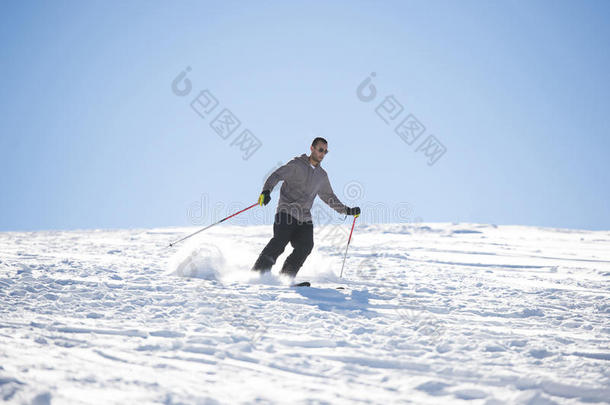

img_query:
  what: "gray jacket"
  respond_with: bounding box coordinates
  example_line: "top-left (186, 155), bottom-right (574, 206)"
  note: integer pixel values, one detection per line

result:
top-left (263, 154), bottom-right (347, 223)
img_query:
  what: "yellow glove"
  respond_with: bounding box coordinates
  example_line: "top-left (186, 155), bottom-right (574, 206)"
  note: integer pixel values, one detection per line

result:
top-left (258, 190), bottom-right (271, 206)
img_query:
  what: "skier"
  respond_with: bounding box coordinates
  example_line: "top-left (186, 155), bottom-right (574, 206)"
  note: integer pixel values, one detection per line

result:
top-left (252, 137), bottom-right (361, 277)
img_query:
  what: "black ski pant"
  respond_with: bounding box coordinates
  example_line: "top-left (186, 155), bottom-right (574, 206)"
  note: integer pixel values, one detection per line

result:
top-left (252, 212), bottom-right (314, 277)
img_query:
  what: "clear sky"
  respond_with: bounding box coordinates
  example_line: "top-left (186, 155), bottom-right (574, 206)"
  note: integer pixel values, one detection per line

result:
top-left (1, 0), bottom-right (609, 232)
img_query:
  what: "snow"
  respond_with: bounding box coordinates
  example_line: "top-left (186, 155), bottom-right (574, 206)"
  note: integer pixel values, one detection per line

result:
top-left (1, 222), bottom-right (609, 404)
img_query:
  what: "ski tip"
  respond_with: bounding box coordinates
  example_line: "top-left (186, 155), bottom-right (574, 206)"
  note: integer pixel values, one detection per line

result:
top-left (291, 281), bottom-right (311, 287)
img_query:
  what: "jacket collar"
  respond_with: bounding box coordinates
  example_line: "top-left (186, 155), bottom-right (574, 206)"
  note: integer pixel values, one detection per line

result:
top-left (298, 153), bottom-right (321, 169)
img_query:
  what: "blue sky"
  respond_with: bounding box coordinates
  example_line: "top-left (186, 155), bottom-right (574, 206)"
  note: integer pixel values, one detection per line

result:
top-left (1, 0), bottom-right (609, 231)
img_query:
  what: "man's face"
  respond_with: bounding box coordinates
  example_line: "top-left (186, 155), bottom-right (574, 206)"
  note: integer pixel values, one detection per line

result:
top-left (310, 142), bottom-right (328, 163)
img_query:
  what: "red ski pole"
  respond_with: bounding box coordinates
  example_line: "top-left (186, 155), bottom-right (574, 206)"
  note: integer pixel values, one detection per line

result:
top-left (339, 214), bottom-right (359, 278)
top-left (168, 202), bottom-right (259, 247)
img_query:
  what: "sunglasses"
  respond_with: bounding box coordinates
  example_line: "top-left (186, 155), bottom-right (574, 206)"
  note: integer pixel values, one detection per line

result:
top-left (316, 147), bottom-right (329, 154)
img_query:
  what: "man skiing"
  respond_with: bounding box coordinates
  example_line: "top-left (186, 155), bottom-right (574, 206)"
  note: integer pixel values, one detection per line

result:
top-left (252, 137), bottom-right (361, 277)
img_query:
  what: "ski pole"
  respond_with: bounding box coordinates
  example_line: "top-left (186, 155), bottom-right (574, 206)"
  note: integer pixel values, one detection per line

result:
top-left (339, 214), bottom-right (359, 278)
top-left (168, 202), bottom-right (259, 248)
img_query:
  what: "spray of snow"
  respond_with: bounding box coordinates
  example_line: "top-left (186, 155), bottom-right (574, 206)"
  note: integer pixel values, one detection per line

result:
top-left (167, 234), bottom-right (287, 285)
top-left (168, 241), bottom-right (224, 280)
top-left (167, 223), bottom-right (360, 286)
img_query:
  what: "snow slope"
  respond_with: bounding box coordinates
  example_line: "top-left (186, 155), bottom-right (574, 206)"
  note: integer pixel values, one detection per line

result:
top-left (1, 222), bottom-right (609, 404)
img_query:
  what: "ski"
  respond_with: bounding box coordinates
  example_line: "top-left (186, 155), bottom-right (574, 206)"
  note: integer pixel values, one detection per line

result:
top-left (289, 281), bottom-right (347, 290)
top-left (291, 281), bottom-right (311, 287)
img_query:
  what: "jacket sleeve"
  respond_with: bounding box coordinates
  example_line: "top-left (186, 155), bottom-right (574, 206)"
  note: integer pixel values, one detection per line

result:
top-left (262, 159), bottom-right (296, 192)
top-left (318, 174), bottom-right (348, 215)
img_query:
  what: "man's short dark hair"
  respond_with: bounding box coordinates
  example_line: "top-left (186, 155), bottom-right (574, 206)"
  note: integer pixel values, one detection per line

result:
top-left (312, 137), bottom-right (327, 147)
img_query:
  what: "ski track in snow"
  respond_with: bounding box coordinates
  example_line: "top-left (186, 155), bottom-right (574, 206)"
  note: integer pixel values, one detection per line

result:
top-left (1, 223), bottom-right (609, 404)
